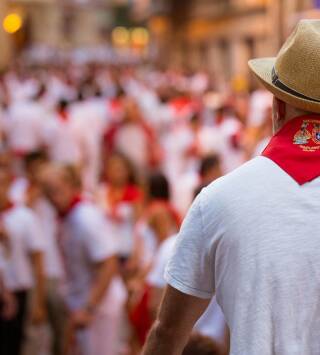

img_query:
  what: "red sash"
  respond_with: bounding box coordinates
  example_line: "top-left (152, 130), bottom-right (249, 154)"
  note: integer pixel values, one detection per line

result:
top-left (262, 115), bottom-right (320, 185)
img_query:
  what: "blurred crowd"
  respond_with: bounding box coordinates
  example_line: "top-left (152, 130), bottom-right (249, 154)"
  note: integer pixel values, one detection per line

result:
top-left (0, 62), bottom-right (273, 355)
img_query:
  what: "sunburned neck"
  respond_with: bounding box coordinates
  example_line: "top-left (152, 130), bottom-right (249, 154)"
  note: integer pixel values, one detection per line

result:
top-left (274, 108), bottom-right (318, 134)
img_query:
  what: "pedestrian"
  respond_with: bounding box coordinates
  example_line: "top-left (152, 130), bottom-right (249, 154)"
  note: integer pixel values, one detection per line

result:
top-left (0, 163), bottom-right (46, 355)
top-left (143, 20), bottom-right (320, 355)
top-left (42, 163), bottom-right (127, 355)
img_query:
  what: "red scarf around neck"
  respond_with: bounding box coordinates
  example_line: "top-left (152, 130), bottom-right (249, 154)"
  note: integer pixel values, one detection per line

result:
top-left (262, 115), bottom-right (320, 185)
top-left (59, 195), bottom-right (83, 219)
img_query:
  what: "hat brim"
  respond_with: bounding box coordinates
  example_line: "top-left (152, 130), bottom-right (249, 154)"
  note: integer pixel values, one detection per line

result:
top-left (249, 57), bottom-right (320, 114)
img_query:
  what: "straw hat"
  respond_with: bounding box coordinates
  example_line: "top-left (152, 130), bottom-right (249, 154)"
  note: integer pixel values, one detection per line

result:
top-left (249, 20), bottom-right (320, 113)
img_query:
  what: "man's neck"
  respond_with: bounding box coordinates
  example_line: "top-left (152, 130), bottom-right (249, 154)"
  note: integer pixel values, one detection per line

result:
top-left (273, 113), bottom-right (317, 134)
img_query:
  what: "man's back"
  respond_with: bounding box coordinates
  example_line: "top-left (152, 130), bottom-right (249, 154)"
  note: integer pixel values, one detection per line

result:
top-left (166, 156), bottom-right (320, 354)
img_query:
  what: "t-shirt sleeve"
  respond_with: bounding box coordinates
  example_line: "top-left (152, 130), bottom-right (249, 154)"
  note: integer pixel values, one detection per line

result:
top-left (24, 210), bottom-right (45, 253)
top-left (83, 208), bottom-right (118, 263)
top-left (165, 191), bottom-right (215, 299)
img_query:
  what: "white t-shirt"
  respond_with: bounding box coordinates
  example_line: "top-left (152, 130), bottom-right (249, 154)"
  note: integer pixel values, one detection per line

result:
top-left (60, 201), bottom-right (127, 314)
top-left (4, 100), bottom-right (47, 154)
top-left (205, 118), bottom-right (245, 174)
top-left (248, 89), bottom-right (273, 127)
top-left (33, 199), bottom-right (64, 280)
top-left (166, 156), bottom-right (320, 355)
top-left (148, 235), bottom-right (227, 342)
top-left (1, 206), bottom-right (45, 291)
top-left (134, 220), bottom-right (158, 269)
top-left (42, 113), bottom-right (83, 164)
top-left (148, 235), bottom-right (177, 289)
top-left (10, 178), bottom-right (64, 280)
top-left (96, 184), bottom-right (137, 257)
top-left (114, 123), bottom-right (149, 169)
top-left (69, 100), bottom-right (107, 191)
top-left (161, 123), bottom-right (194, 181)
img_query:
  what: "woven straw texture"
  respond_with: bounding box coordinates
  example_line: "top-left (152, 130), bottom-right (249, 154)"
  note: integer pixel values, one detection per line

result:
top-left (249, 20), bottom-right (320, 113)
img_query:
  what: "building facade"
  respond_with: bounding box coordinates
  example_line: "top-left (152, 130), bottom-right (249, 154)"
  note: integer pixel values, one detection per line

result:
top-left (0, 0), bottom-right (13, 70)
top-left (148, 0), bottom-right (316, 88)
top-left (0, 0), bottom-right (318, 73)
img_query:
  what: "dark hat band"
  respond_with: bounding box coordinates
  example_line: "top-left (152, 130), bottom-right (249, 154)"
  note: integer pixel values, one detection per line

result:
top-left (272, 67), bottom-right (320, 103)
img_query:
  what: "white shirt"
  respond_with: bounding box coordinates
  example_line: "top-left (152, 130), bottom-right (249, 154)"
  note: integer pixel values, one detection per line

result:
top-left (96, 184), bottom-right (137, 257)
top-left (205, 118), bottom-right (245, 174)
top-left (114, 123), bottom-right (149, 169)
top-left (33, 199), bottom-right (64, 280)
top-left (162, 123), bottom-right (194, 181)
top-left (10, 178), bottom-right (64, 280)
top-left (60, 201), bottom-right (126, 313)
top-left (4, 100), bottom-right (47, 154)
top-left (248, 89), bottom-right (273, 127)
top-left (166, 156), bottom-right (320, 355)
top-left (148, 235), bottom-right (227, 342)
top-left (69, 100), bottom-right (107, 191)
top-left (42, 113), bottom-right (83, 164)
top-left (134, 220), bottom-right (158, 269)
top-left (148, 235), bottom-right (179, 289)
top-left (1, 206), bottom-right (44, 291)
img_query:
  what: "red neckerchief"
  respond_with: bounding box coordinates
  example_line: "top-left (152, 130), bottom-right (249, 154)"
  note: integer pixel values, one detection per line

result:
top-left (107, 185), bottom-right (141, 206)
top-left (58, 195), bottom-right (83, 219)
top-left (262, 115), bottom-right (320, 185)
top-left (122, 185), bottom-right (142, 203)
top-left (58, 110), bottom-right (68, 122)
top-left (107, 185), bottom-right (141, 222)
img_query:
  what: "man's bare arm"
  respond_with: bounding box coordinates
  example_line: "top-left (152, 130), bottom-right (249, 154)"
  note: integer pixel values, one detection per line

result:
top-left (30, 251), bottom-right (46, 323)
top-left (142, 285), bottom-right (210, 355)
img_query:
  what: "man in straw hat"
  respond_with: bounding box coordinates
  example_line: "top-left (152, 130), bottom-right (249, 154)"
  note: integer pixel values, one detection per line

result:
top-left (142, 20), bottom-right (320, 355)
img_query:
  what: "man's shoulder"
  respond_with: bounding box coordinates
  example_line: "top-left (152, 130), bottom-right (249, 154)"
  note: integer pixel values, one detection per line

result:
top-left (8, 205), bottom-right (37, 220)
top-left (72, 201), bottom-right (103, 221)
top-left (5, 206), bottom-right (40, 235)
top-left (200, 157), bottom-right (277, 209)
top-left (208, 156), bottom-right (270, 189)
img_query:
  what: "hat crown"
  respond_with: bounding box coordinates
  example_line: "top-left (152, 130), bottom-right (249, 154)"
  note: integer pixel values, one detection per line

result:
top-left (275, 20), bottom-right (320, 101)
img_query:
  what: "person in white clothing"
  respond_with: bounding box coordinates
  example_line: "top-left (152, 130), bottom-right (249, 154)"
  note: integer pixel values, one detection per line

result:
top-left (0, 163), bottom-right (46, 355)
top-left (143, 20), bottom-right (320, 355)
top-left (11, 151), bottom-right (66, 355)
top-left (42, 163), bottom-right (127, 355)
top-left (68, 92), bottom-right (109, 192)
top-left (147, 234), bottom-right (228, 354)
top-left (42, 100), bottom-right (83, 166)
top-left (3, 87), bottom-right (48, 157)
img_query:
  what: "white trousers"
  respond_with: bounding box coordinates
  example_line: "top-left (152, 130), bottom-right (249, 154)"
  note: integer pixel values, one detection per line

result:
top-left (75, 311), bottom-right (122, 355)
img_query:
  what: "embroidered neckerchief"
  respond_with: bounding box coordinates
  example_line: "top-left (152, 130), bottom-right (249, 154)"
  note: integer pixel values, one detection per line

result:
top-left (262, 115), bottom-right (320, 185)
